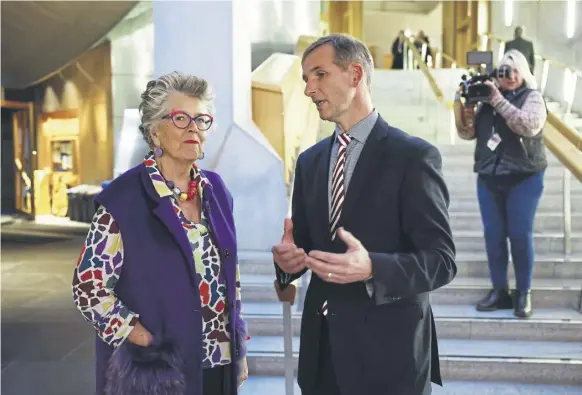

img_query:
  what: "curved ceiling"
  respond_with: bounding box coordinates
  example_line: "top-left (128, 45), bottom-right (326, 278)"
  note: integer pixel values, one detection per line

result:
top-left (1, 1), bottom-right (137, 89)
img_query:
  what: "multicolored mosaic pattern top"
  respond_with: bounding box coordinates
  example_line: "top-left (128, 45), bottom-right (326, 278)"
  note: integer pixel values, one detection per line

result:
top-left (72, 151), bottom-right (243, 369)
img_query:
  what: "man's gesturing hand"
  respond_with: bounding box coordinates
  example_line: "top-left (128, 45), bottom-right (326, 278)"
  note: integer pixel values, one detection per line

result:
top-left (271, 218), bottom-right (307, 274)
top-left (306, 227), bottom-right (372, 284)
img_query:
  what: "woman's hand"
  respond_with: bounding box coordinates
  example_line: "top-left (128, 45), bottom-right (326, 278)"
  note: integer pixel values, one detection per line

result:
top-left (238, 357), bottom-right (249, 388)
top-left (127, 321), bottom-right (154, 347)
top-left (483, 80), bottom-right (503, 105)
top-left (463, 105), bottom-right (475, 126)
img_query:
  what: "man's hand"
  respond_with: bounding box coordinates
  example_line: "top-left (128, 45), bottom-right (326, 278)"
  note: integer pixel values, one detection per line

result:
top-left (305, 227), bottom-right (372, 284)
top-left (271, 218), bottom-right (307, 274)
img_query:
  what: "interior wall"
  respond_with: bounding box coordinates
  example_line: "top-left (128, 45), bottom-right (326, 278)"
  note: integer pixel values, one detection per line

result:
top-left (35, 41), bottom-right (113, 185)
top-left (490, 0), bottom-right (582, 113)
top-left (364, 3), bottom-right (443, 65)
top-left (106, 2), bottom-right (154, 177)
top-left (249, 0), bottom-right (321, 69)
top-left (106, 0), bottom-right (322, 177)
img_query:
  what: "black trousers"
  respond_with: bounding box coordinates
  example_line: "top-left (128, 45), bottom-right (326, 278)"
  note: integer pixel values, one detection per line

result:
top-left (307, 319), bottom-right (341, 395)
top-left (203, 363), bottom-right (233, 395)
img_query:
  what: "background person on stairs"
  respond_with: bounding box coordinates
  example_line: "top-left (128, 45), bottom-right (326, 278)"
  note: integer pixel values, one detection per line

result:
top-left (505, 26), bottom-right (536, 73)
top-left (391, 30), bottom-right (406, 70)
top-left (453, 49), bottom-right (548, 318)
top-left (273, 33), bottom-right (457, 395)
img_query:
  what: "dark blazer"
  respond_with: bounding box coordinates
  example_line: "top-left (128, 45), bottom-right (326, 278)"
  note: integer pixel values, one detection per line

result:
top-left (276, 115), bottom-right (457, 395)
top-left (505, 37), bottom-right (535, 72)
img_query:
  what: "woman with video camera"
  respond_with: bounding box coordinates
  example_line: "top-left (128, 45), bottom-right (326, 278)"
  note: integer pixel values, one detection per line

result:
top-left (453, 49), bottom-right (548, 318)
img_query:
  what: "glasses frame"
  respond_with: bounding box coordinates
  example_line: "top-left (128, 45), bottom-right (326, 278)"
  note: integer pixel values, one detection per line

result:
top-left (162, 110), bottom-right (214, 131)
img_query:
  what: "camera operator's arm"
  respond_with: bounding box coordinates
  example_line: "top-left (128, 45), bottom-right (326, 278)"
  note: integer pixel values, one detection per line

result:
top-left (485, 81), bottom-right (547, 137)
top-left (453, 91), bottom-right (476, 140)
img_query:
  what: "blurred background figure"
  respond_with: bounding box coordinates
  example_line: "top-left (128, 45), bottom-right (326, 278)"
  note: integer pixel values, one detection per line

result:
top-left (505, 26), bottom-right (535, 73)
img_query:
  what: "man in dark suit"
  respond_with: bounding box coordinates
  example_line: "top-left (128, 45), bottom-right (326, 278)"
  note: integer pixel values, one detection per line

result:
top-left (505, 26), bottom-right (535, 73)
top-left (272, 33), bottom-right (457, 395)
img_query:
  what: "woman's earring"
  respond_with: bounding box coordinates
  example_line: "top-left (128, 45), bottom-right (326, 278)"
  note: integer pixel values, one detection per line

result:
top-left (198, 152), bottom-right (205, 160)
top-left (154, 146), bottom-right (164, 157)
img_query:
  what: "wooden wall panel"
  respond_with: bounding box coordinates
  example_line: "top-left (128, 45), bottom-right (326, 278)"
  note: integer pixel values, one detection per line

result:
top-left (35, 41), bottom-right (113, 185)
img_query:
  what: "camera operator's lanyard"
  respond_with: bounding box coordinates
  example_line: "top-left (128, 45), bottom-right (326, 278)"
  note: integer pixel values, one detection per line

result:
top-left (486, 109), bottom-right (502, 151)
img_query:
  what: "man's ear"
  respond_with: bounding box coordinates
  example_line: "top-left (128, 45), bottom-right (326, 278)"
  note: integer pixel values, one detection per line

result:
top-left (350, 63), bottom-right (364, 87)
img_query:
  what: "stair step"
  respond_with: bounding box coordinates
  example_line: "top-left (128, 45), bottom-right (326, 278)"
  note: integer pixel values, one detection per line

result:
top-left (450, 212), bottom-right (582, 232)
top-left (244, 303), bottom-right (582, 342)
top-left (240, 251), bottom-right (582, 280)
top-left (443, 166), bottom-right (573, 179)
top-left (240, 376), bottom-right (582, 395)
top-left (246, 337), bottom-right (582, 384)
top-left (446, 177), bottom-right (582, 194)
top-left (449, 198), bottom-right (582, 213)
top-left (240, 274), bottom-right (582, 309)
top-left (451, 231), bottom-right (582, 254)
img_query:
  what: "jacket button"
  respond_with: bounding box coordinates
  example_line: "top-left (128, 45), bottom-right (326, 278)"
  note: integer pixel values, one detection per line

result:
top-left (224, 249), bottom-right (230, 258)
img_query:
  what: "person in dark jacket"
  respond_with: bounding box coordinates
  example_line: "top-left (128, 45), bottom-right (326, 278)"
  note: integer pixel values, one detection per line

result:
top-left (414, 30), bottom-right (433, 65)
top-left (454, 49), bottom-right (548, 318)
top-left (505, 26), bottom-right (536, 73)
top-left (72, 72), bottom-right (248, 395)
top-left (391, 30), bottom-right (406, 69)
top-left (274, 33), bottom-right (456, 395)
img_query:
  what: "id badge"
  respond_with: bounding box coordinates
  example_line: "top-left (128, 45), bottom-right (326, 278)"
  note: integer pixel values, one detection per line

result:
top-left (487, 133), bottom-right (502, 151)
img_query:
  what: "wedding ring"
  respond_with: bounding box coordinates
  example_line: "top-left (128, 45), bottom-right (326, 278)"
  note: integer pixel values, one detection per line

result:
top-left (328, 272), bottom-right (332, 279)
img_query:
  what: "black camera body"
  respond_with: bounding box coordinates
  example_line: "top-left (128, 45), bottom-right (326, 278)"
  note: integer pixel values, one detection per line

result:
top-left (458, 51), bottom-right (513, 105)
top-left (460, 73), bottom-right (494, 104)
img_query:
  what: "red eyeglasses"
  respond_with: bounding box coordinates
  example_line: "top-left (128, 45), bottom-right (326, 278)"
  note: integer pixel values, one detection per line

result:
top-left (162, 111), bottom-right (214, 131)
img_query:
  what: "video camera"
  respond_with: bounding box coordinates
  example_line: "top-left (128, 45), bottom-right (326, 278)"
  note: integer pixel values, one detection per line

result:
top-left (460, 51), bottom-right (513, 104)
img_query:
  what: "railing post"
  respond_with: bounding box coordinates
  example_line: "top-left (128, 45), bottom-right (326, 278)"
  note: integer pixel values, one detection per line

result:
top-left (274, 281), bottom-right (296, 395)
top-left (282, 301), bottom-right (294, 395)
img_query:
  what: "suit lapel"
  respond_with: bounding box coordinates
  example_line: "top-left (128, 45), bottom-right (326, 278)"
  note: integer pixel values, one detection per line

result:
top-left (140, 167), bottom-right (198, 288)
top-left (341, 118), bottom-right (388, 222)
top-left (312, 136), bottom-right (334, 242)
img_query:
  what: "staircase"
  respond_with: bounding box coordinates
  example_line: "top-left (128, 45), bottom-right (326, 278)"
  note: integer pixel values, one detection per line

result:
top-left (237, 69), bottom-right (582, 394)
top-left (238, 144), bottom-right (582, 394)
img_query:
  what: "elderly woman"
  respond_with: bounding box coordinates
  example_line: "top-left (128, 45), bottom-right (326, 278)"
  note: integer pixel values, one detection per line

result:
top-left (454, 49), bottom-right (547, 318)
top-left (72, 72), bottom-right (248, 395)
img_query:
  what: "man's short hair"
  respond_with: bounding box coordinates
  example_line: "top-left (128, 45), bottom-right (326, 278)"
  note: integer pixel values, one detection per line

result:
top-left (302, 33), bottom-right (374, 90)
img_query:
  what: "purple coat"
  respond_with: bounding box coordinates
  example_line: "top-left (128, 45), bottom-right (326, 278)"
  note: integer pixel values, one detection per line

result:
top-left (93, 163), bottom-right (245, 395)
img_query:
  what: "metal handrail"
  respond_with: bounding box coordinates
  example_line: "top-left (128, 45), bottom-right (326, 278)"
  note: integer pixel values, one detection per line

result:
top-left (403, 36), bottom-right (445, 102)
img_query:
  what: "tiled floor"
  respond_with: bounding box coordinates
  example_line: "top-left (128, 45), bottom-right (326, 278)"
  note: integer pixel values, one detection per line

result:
top-left (1, 236), bottom-right (96, 395)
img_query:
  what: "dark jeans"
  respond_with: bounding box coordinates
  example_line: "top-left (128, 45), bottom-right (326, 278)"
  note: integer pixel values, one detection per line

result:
top-left (476, 171), bottom-right (545, 292)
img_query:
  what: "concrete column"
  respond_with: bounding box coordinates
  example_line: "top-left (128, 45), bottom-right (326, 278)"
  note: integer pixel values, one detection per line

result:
top-left (154, 0), bottom-right (287, 251)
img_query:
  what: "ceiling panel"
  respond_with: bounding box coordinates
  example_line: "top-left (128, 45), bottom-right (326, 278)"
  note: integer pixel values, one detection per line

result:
top-left (1, 1), bottom-right (138, 89)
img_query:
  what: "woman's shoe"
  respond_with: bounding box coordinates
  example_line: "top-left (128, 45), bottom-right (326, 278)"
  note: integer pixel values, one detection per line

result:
top-left (514, 289), bottom-right (532, 318)
top-left (476, 287), bottom-right (514, 311)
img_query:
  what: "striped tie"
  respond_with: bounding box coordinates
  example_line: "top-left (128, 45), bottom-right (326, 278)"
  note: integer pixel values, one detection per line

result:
top-left (323, 132), bottom-right (352, 317)
top-left (330, 133), bottom-right (352, 240)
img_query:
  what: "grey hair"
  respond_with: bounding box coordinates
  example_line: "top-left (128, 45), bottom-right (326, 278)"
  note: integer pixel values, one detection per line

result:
top-left (138, 71), bottom-right (215, 147)
top-left (499, 49), bottom-right (537, 90)
top-left (302, 33), bottom-right (374, 91)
